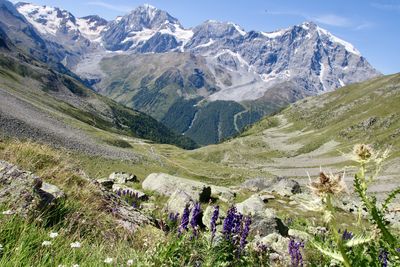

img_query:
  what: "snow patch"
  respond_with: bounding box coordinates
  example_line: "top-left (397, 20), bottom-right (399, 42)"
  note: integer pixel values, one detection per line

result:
top-left (228, 22), bottom-right (246, 36)
top-left (317, 26), bottom-right (361, 56)
top-left (76, 18), bottom-right (106, 41)
top-left (195, 38), bottom-right (215, 48)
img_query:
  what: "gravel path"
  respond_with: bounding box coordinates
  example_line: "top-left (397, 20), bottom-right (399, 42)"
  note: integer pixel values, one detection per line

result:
top-left (0, 88), bottom-right (139, 161)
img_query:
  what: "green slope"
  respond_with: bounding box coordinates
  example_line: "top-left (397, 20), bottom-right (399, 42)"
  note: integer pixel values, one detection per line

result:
top-left (0, 52), bottom-right (197, 149)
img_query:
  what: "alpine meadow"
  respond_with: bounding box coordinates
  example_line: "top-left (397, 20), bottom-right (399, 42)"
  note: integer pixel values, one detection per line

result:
top-left (0, 0), bottom-right (399, 266)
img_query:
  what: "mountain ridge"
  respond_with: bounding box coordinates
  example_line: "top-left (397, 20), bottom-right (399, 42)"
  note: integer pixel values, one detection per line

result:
top-left (11, 1), bottom-right (381, 145)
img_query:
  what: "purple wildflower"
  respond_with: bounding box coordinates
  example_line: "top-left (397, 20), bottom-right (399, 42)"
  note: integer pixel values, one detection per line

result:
top-left (379, 249), bottom-right (388, 267)
top-left (223, 206), bottom-right (237, 240)
top-left (288, 238), bottom-right (304, 267)
top-left (239, 216), bottom-right (251, 251)
top-left (168, 212), bottom-right (179, 223)
top-left (178, 205), bottom-right (190, 235)
top-left (210, 206), bottom-right (219, 242)
top-left (190, 203), bottom-right (202, 238)
top-left (397, 248), bottom-right (400, 253)
top-left (341, 229), bottom-right (353, 240)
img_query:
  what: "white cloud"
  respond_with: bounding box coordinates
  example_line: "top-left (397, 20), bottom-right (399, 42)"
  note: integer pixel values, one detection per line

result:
top-left (313, 14), bottom-right (352, 27)
top-left (86, 1), bottom-right (134, 13)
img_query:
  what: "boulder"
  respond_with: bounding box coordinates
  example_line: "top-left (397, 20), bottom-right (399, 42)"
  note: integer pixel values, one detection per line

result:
top-left (250, 208), bottom-right (289, 237)
top-left (0, 160), bottom-right (64, 216)
top-left (260, 193), bottom-right (275, 202)
top-left (261, 177), bottom-right (301, 196)
top-left (288, 229), bottom-right (310, 241)
top-left (236, 194), bottom-right (265, 215)
top-left (97, 178), bottom-right (114, 189)
top-left (242, 177), bottom-right (301, 196)
top-left (254, 233), bottom-right (291, 266)
top-left (202, 205), bottom-right (226, 229)
top-left (109, 172), bottom-right (138, 184)
top-left (142, 173), bottom-right (234, 202)
top-left (165, 189), bottom-right (195, 214)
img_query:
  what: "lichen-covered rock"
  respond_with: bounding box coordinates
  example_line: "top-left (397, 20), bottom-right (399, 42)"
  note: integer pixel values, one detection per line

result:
top-left (142, 173), bottom-right (234, 202)
top-left (202, 205), bottom-right (226, 229)
top-left (165, 189), bottom-right (195, 214)
top-left (0, 160), bottom-right (64, 216)
top-left (253, 233), bottom-right (291, 266)
top-left (250, 208), bottom-right (289, 237)
top-left (236, 194), bottom-right (265, 215)
top-left (109, 172), bottom-right (138, 184)
top-left (242, 177), bottom-right (301, 196)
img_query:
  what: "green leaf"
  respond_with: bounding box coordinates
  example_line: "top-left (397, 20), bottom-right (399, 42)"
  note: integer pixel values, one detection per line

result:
top-left (311, 240), bottom-right (344, 262)
top-left (344, 234), bottom-right (373, 247)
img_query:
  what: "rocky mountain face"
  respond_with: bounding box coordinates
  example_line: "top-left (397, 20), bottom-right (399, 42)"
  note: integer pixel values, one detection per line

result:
top-left (7, 1), bottom-right (381, 145)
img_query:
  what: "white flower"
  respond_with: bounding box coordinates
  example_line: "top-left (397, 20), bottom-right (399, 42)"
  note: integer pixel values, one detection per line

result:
top-left (104, 257), bottom-right (113, 264)
top-left (42, 241), bottom-right (52, 247)
top-left (72, 265), bottom-right (79, 267)
top-left (70, 242), bottom-right (81, 248)
top-left (2, 210), bottom-right (14, 215)
top-left (127, 259), bottom-right (134, 266)
top-left (49, 232), bottom-right (58, 238)
top-left (0, 244), bottom-right (3, 251)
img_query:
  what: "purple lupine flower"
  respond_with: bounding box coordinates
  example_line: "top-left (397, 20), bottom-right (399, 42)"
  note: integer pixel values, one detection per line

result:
top-left (178, 205), bottom-right (190, 235)
top-left (288, 238), bottom-right (304, 267)
top-left (341, 229), bottom-right (353, 240)
top-left (116, 189), bottom-right (121, 196)
top-left (168, 212), bottom-right (179, 223)
top-left (190, 203), bottom-right (202, 238)
top-left (397, 248), bottom-right (400, 253)
top-left (379, 249), bottom-right (388, 267)
top-left (210, 206), bottom-right (219, 243)
top-left (239, 216), bottom-right (251, 251)
top-left (223, 206), bottom-right (237, 240)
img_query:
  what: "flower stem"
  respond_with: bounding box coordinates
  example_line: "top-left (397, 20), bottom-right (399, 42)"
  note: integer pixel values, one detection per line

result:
top-left (326, 194), bottom-right (351, 267)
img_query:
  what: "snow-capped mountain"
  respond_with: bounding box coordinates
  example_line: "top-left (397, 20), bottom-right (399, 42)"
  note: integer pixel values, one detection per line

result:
top-left (15, 2), bottom-right (108, 66)
top-left (102, 4), bottom-right (193, 52)
top-left (10, 1), bottom-right (381, 144)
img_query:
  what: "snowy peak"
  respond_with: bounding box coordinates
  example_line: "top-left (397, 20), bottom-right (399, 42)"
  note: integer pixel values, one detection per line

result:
top-left (77, 15), bottom-right (107, 41)
top-left (123, 4), bottom-right (180, 31)
top-left (16, 2), bottom-right (78, 36)
top-left (316, 26), bottom-right (361, 56)
top-left (102, 4), bottom-right (192, 51)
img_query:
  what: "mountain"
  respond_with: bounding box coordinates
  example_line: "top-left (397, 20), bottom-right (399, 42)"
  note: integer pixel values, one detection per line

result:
top-left (12, 2), bottom-right (381, 145)
top-left (188, 73), bottom-right (400, 197)
top-left (0, 11), bottom-right (197, 151)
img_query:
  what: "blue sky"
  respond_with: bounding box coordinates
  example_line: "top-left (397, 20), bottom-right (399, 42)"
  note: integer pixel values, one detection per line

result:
top-left (15, 0), bottom-right (400, 74)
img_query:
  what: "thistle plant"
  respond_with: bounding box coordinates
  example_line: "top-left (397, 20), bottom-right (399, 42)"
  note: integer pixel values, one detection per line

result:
top-left (308, 144), bottom-right (400, 267)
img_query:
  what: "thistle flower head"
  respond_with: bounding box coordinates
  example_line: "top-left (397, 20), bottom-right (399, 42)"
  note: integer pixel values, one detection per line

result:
top-left (309, 171), bottom-right (347, 197)
top-left (353, 144), bottom-right (373, 161)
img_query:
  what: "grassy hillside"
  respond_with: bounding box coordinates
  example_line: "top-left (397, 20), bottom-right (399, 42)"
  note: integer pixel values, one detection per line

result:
top-left (0, 52), bottom-right (197, 149)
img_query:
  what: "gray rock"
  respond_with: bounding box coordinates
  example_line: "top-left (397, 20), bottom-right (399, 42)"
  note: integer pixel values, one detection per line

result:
top-left (288, 229), bottom-right (310, 241)
top-left (0, 160), bottom-right (65, 216)
top-left (97, 178), bottom-right (114, 189)
top-left (250, 208), bottom-right (289, 237)
top-left (260, 193), bottom-right (275, 202)
top-left (254, 233), bottom-right (291, 266)
top-left (242, 177), bottom-right (301, 196)
top-left (202, 205), bottom-right (226, 229)
top-left (142, 173), bottom-right (234, 202)
top-left (261, 177), bottom-right (301, 196)
top-left (165, 189), bottom-right (195, 214)
top-left (109, 172), bottom-right (138, 184)
top-left (236, 194), bottom-right (265, 215)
